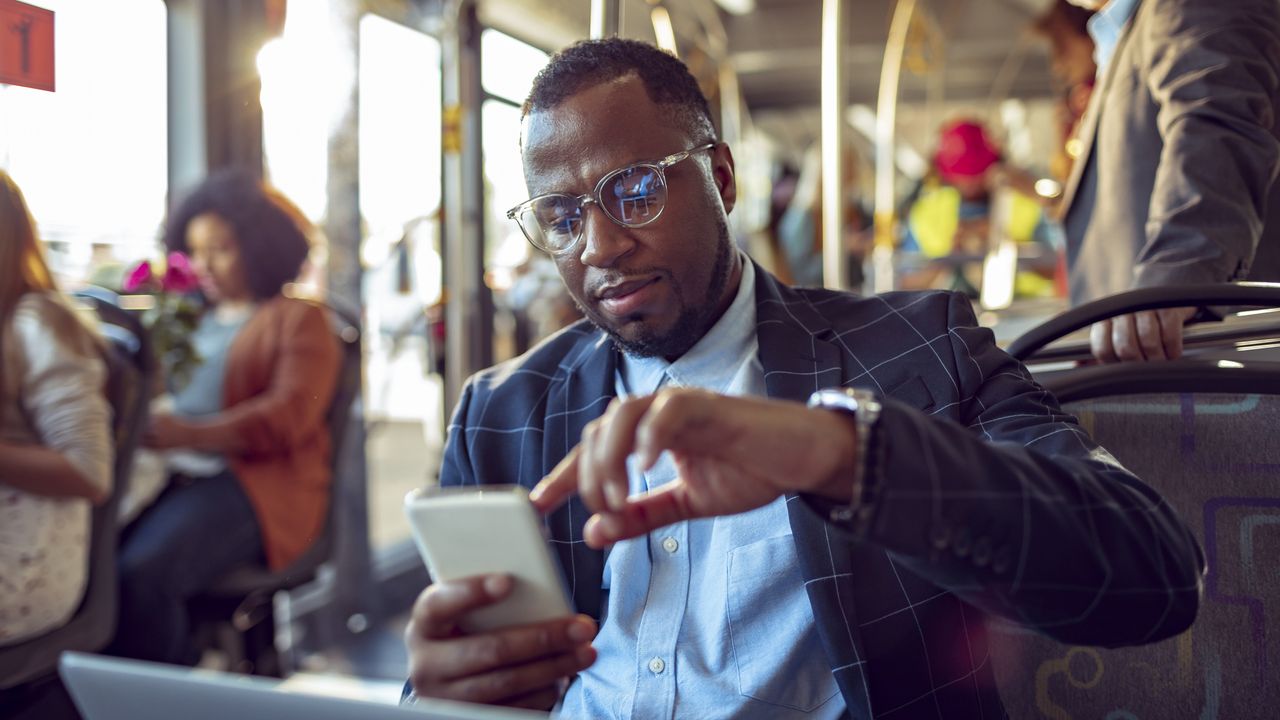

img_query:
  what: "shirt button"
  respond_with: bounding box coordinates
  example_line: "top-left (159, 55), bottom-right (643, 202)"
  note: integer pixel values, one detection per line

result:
top-left (648, 656), bottom-right (666, 674)
top-left (661, 536), bottom-right (679, 554)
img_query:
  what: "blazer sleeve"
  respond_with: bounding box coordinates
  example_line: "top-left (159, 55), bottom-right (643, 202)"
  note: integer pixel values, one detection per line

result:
top-left (212, 302), bottom-right (340, 456)
top-left (1132, 0), bottom-right (1280, 287)
top-left (819, 293), bottom-right (1204, 647)
top-left (438, 378), bottom-right (479, 489)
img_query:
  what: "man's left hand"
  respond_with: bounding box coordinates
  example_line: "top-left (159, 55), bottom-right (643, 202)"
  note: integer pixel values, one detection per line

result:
top-left (529, 389), bottom-right (859, 548)
top-left (1090, 307), bottom-right (1197, 363)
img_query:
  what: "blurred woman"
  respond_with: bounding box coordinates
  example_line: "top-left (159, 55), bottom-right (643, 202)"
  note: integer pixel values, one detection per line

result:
top-left (110, 170), bottom-right (340, 665)
top-left (0, 170), bottom-right (112, 646)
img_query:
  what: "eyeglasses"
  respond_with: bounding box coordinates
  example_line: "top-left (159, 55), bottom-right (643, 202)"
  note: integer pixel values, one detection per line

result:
top-left (507, 143), bottom-right (716, 255)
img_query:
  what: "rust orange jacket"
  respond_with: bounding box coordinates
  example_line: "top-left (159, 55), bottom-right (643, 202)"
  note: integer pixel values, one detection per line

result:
top-left (211, 295), bottom-right (339, 570)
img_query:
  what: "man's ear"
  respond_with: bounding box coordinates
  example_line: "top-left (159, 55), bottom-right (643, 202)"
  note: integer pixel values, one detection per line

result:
top-left (711, 143), bottom-right (737, 215)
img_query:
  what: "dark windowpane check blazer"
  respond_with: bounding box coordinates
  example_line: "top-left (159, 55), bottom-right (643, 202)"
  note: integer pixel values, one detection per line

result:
top-left (430, 263), bottom-right (1204, 719)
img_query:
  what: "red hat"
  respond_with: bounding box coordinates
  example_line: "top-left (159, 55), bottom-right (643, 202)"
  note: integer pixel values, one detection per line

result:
top-left (934, 120), bottom-right (1000, 183)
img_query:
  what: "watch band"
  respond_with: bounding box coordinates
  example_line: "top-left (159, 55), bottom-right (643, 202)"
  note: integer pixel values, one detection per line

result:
top-left (807, 387), bottom-right (883, 532)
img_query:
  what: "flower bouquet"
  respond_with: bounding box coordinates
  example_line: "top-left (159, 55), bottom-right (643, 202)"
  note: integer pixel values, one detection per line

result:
top-left (122, 252), bottom-right (204, 390)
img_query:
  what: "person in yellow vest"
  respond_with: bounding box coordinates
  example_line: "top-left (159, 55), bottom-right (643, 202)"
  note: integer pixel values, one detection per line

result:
top-left (903, 119), bottom-right (1057, 298)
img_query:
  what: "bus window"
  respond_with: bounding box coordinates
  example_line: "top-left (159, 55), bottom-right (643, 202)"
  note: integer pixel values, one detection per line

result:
top-left (358, 14), bottom-right (443, 553)
top-left (0, 0), bottom-right (167, 287)
top-left (480, 30), bottom-right (559, 360)
top-left (261, 8), bottom-right (445, 554)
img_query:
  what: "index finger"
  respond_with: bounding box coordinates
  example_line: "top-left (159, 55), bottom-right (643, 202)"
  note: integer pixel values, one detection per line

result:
top-left (529, 444), bottom-right (582, 514)
top-left (1090, 319), bottom-right (1118, 364)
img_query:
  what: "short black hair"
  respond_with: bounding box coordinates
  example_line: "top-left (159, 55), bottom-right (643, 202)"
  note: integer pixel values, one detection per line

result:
top-left (522, 38), bottom-right (717, 143)
top-left (162, 169), bottom-right (313, 301)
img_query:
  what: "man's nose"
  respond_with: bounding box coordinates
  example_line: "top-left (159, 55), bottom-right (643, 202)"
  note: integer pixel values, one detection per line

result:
top-left (577, 206), bottom-right (636, 268)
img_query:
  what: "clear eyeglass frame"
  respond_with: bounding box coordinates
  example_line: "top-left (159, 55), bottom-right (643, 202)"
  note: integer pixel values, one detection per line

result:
top-left (506, 142), bottom-right (716, 255)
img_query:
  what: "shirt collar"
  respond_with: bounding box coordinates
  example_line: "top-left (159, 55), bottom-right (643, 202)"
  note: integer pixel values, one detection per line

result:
top-left (619, 253), bottom-right (756, 396)
top-left (1087, 0), bottom-right (1140, 72)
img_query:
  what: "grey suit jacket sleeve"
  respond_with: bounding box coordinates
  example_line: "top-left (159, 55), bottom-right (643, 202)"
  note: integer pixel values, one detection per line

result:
top-left (1133, 0), bottom-right (1280, 287)
top-left (817, 293), bottom-right (1204, 647)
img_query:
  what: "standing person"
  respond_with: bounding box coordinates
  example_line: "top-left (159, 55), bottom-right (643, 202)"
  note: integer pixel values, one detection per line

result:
top-left (0, 170), bottom-right (112, 648)
top-left (108, 170), bottom-right (340, 665)
top-left (1032, 0), bottom-right (1097, 183)
top-left (401, 39), bottom-right (1203, 718)
top-left (902, 119), bottom-right (1056, 298)
top-left (1060, 0), bottom-right (1280, 362)
top-left (776, 145), bottom-right (872, 289)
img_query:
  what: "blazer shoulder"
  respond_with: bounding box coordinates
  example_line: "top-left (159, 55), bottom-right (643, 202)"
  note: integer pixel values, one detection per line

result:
top-left (793, 286), bottom-right (967, 333)
top-left (466, 319), bottom-right (603, 399)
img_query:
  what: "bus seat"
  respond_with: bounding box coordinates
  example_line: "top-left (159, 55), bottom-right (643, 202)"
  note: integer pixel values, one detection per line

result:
top-left (187, 300), bottom-right (362, 676)
top-left (0, 297), bottom-right (151, 689)
top-left (989, 362), bottom-right (1280, 715)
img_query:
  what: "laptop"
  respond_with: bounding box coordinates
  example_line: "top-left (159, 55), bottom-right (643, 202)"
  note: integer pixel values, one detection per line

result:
top-left (59, 652), bottom-right (546, 720)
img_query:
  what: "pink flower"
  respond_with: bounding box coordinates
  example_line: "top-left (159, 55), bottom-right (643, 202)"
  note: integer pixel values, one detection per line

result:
top-left (123, 260), bottom-right (156, 292)
top-left (161, 252), bottom-right (200, 293)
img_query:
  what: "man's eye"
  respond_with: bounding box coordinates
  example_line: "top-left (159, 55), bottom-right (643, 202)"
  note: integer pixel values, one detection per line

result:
top-left (549, 215), bottom-right (575, 234)
top-left (539, 203), bottom-right (579, 235)
top-left (616, 169), bottom-right (657, 198)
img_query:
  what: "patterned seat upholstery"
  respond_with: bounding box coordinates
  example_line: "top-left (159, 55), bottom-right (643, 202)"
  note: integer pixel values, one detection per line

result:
top-left (991, 392), bottom-right (1280, 717)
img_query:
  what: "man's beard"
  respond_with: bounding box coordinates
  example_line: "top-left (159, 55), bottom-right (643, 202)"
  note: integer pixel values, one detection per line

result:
top-left (588, 215), bottom-right (735, 360)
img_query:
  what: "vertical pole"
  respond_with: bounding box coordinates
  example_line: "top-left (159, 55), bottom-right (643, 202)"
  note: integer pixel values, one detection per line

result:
top-left (442, 0), bottom-right (490, 418)
top-left (167, 0), bottom-right (268, 192)
top-left (820, 0), bottom-right (847, 290)
top-left (591, 0), bottom-right (620, 38)
top-left (872, 0), bottom-right (917, 294)
top-left (166, 0), bottom-right (208, 196)
top-left (323, 0), bottom-right (375, 635)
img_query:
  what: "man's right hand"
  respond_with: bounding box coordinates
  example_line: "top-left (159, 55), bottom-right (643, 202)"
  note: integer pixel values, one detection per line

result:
top-left (405, 574), bottom-right (597, 711)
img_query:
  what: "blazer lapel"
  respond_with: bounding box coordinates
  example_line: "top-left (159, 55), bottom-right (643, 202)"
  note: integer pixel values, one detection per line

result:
top-left (1058, 8), bottom-right (1139, 216)
top-left (753, 265), bottom-right (845, 403)
top-left (542, 328), bottom-right (616, 620)
top-left (753, 267), bottom-right (876, 715)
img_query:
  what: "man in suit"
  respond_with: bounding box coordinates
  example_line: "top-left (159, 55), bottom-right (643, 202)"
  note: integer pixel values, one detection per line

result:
top-left (1060, 0), bottom-right (1280, 363)
top-left (404, 39), bottom-right (1203, 718)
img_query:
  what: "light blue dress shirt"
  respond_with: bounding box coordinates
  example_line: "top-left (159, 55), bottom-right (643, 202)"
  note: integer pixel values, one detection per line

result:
top-left (1088, 0), bottom-right (1140, 73)
top-left (557, 256), bottom-right (845, 719)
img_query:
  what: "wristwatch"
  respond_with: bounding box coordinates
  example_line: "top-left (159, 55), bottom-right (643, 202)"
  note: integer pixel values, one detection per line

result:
top-left (807, 387), bottom-right (883, 529)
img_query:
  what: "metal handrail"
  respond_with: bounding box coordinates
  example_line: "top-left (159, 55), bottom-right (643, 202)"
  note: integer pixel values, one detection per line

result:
top-left (1007, 283), bottom-right (1280, 362)
top-left (1043, 358), bottom-right (1280, 404)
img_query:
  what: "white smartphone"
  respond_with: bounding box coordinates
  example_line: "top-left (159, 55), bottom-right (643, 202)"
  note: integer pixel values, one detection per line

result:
top-left (404, 485), bottom-right (574, 633)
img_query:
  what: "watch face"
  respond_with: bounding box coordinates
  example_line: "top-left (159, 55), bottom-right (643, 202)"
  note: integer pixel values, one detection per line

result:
top-left (809, 388), bottom-right (862, 412)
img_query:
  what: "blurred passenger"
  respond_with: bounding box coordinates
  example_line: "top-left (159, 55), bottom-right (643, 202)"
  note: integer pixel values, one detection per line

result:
top-left (775, 145), bottom-right (872, 288)
top-left (902, 119), bottom-right (1056, 298)
top-left (506, 255), bottom-right (582, 345)
top-left (1032, 0), bottom-right (1097, 182)
top-left (1061, 0), bottom-right (1280, 362)
top-left (0, 170), bottom-right (112, 646)
top-left (108, 170), bottom-right (340, 665)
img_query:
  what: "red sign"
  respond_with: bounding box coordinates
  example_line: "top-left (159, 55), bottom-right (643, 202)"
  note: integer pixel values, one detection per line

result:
top-left (0, 0), bottom-right (54, 92)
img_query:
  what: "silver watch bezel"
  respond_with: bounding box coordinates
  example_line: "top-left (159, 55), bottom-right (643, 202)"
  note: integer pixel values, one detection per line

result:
top-left (806, 387), bottom-right (882, 524)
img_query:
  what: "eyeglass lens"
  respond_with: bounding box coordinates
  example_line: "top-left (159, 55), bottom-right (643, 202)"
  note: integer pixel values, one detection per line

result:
top-left (521, 163), bottom-right (670, 251)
